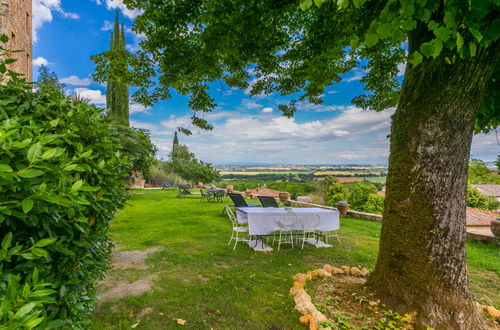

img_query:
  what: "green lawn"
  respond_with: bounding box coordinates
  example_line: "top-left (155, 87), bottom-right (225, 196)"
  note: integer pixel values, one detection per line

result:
top-left (91, 189), bottom-right (499, 329)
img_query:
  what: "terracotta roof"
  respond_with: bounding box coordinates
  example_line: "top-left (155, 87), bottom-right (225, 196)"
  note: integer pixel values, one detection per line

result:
top-left (249, 187), bottom-right (281, 198)
top-left (466, 207), bottom-right (496, 226)
top-left (471, 184), bottom-right (500, 197)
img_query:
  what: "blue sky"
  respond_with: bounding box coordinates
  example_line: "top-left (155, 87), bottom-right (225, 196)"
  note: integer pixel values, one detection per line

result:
top-left (32, 0), bottom-right (499, 165)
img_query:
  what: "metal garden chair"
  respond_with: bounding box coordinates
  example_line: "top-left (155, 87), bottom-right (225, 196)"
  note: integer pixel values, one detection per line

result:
top-left (257, 196), bottom-right (279, 208)
top-left (228, 193), bottom-right (260, 207)
top-left (276, 213), bottom-right (297, 251)
top-left (225, 206), bottom-right (249, 250)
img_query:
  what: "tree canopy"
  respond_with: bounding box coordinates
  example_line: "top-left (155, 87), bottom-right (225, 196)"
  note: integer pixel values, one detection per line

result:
top-left (108, 0), bottom-right (500, 133)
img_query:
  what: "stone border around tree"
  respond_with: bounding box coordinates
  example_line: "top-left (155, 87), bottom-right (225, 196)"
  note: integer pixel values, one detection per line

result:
top-left (289, 264), bottom-right (500, 330)
top-left (289, 264), bottom-right (369, 330)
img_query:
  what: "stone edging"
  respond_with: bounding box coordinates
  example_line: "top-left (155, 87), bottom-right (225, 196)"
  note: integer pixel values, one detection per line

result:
top-left (289, 265), bottom-right (369, 330)
top-left (289, 265), bottom-right (500, 329)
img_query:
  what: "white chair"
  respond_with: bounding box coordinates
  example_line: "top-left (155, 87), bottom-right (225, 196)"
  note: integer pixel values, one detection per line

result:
top-left (276, 213), bottom-right (297, 251)
top-left (225, 206), bottom-right (249, 250)
top-left (319, 230), bottom-right (341, 245)
top-left (298, 214), bottom-right (320, 249)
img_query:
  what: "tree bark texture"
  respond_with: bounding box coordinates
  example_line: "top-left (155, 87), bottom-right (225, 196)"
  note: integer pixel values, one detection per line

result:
top-left (368, 30), bottom-right (500, 329)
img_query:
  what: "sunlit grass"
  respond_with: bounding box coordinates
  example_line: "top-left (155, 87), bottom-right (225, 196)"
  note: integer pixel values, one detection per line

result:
top-left (91, 189), bottom-right (499, 329)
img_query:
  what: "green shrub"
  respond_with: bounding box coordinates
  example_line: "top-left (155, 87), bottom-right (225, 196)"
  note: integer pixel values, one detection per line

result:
top-left (0, 55), bottom-right (129, 327)
top-left (148, 165), bottom-right (184, 187)
top-left (348, 183), bottom-right (378, 211)
top-left (466, 186), bottom-right (489, 210)
top-left (363, 194), bottom-right (385, 214)
top-left (323, 177), bottom-right (350, 206)
top-left (487, 196), bottom-right (500, 210)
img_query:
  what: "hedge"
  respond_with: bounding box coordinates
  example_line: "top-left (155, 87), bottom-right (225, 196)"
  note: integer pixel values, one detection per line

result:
top-left (0, 55), bottom-right (129, 328)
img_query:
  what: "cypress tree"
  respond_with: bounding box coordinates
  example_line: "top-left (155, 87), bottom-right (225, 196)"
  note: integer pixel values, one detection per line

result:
top-left (106, 12), bottom-right (130, 126)
top-left (173, 131), bottom-right (179, 147)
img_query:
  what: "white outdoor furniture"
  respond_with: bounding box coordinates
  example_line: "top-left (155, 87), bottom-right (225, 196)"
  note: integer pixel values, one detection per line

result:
top-left (276, 213), bottom-right (297, 251)
top-left (236, 207), bottom-right (340, 249)
top-left (225, 206), bottom-right (249, 250)
top-left (298, 214), bottom-right (321, 249)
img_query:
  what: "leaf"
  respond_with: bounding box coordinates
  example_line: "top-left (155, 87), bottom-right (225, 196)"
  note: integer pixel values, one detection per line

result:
top-left (352, 0), bottom-right (365, 8)
top-left (1, 232), bottom-right (12, 250)
top-left (337, 0), bottom-right (349, 10)
top-left (0, 164), bottom-right (13, 172)
top-left (31, 248), bottom-right (48, 258)
top-left (63, 164), bottom-right (77, 171)
top-left (14, 302), bottom-right (36, 319)
top-left (49, 118), bottom-right (59, 127)
top-left (469, 27), bottom-right (483, 43)
top-left (364, 33), bottom-right (379, 48)
top-left (71, 180), bottom-right (84, 192)
top-left (27, 142), bottom-right (43, 163)
top-left (401, 19), bottom-right (417, 31)
top-left (314, 0), bottom-right (327, 7)
top-left (299, 0), bottom-right (312, 11)
top-left (41, 148), bottom-right (59, 160)
top-left (131, 321), bottom-right (141, 328)
top-left (456, 32), bottom-right (464, 50)
top-left (409, 51), bottom-right (423, 67)
top-left (18, 168), bottom-right (45, 178)
top-left (35, 238), bottom-right (56, 247)
top-left (25, 317), bottom-right (44, 329)
top-left (376, 23), bottom-right (391, 39)
top-left (469, 42), bottom-right (477, 57)
top-left (22, 198), bottom-right (34, 214)
top-left (29, 289), bottom-right (56, 297)
top-left (175, 319), bottom-right (186, 325)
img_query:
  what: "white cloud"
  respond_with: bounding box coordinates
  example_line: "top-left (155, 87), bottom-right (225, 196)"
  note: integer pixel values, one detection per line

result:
top-left (137, 106), bottom-right (395, 163)
top-left (100, 20), bottom-right (114, 31)
top-left (33, 0), bottom-right (79, 42)
top-left (471, 132), bottom-right (500, 162)
top-left (397, 62), bottom-right (406, 76)
top-left (262, 107), bottom-right (273, 113)
top-left (97, 0), bottom-right (143, 20)
top-left (130, 103), bottom-right (150, 114)
top-left (345, 70), bottom-right (365, 82)
top-left (240, 99), bottom-right (262, 110)
top-left (60, 75), bottom-right (91, 86)
top-left (32, 56), bottom-right (49, 66)
top-left (73, 88), bottom-right (106, 105)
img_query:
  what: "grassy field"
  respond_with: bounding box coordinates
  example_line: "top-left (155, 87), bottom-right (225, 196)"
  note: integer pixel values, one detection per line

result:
top-left (91, 190), bottom-right (499, 329)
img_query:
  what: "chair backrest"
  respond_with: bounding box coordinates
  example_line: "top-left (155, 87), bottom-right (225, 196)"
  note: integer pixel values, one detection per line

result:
top-left (181, 186), bottom-right (191, 194)
top-left (258, 196), bottom-right (279, 208)
top-left (225, 206), bottom-right (238, 226)
top-left (215, 190), bottom-right (225, 197)
top-left (300, 214), bottom-right (320, 231)
top-left (278, 213), bottom-right (297, 231)
top-left (228, 193), bottom-right (248, 207)
top-left (162, 181), bottom-right (170, 188)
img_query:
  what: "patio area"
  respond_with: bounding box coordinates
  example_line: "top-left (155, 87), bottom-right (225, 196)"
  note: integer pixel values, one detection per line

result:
top-left (91, 189), bottom-right (500, 329)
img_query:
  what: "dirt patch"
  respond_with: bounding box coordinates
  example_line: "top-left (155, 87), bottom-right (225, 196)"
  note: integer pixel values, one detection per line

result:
top-left (309, 275), bottom-right (415, 329)
top-left (99, 275), bottom-right (158, 301)
top-left (111, 246), bottom-right (163, 270)
top-left (136, 307), bottom-right (155, 319)
top-left (96, 246), bottom-right (163, 306)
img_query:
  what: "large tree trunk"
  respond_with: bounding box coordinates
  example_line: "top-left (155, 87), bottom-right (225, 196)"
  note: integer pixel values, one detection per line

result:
top-left (368, 29), bottom-right (500, 329)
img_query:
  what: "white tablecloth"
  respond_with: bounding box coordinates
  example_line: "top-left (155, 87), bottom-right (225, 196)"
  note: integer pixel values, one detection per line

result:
top-left (236, 207), bottom-right (339, 235)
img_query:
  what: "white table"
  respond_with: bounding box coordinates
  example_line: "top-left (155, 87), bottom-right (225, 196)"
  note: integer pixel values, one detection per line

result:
top-left (236, 207), bottom-right (340, 236)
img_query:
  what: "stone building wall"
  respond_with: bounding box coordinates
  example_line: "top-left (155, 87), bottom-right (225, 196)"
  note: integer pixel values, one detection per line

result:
top-left (0, 0), bottom-right (32, 80)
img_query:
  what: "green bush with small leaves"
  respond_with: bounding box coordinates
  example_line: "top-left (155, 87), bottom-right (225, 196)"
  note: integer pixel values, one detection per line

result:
top-left (466, 186), bottom-right (489, 210)
top-left (0, 39), bottom-right (130, 328)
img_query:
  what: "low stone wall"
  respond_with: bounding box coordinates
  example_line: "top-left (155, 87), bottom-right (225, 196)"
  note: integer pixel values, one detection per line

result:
top-left (346, 210), bottom-right (383, 222)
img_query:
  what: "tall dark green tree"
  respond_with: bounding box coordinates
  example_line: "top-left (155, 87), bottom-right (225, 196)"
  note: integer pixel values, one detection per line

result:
top-left (173, 131), bottom-right (179, 148)
top-left (106, 12), bottom-right (130, 126)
